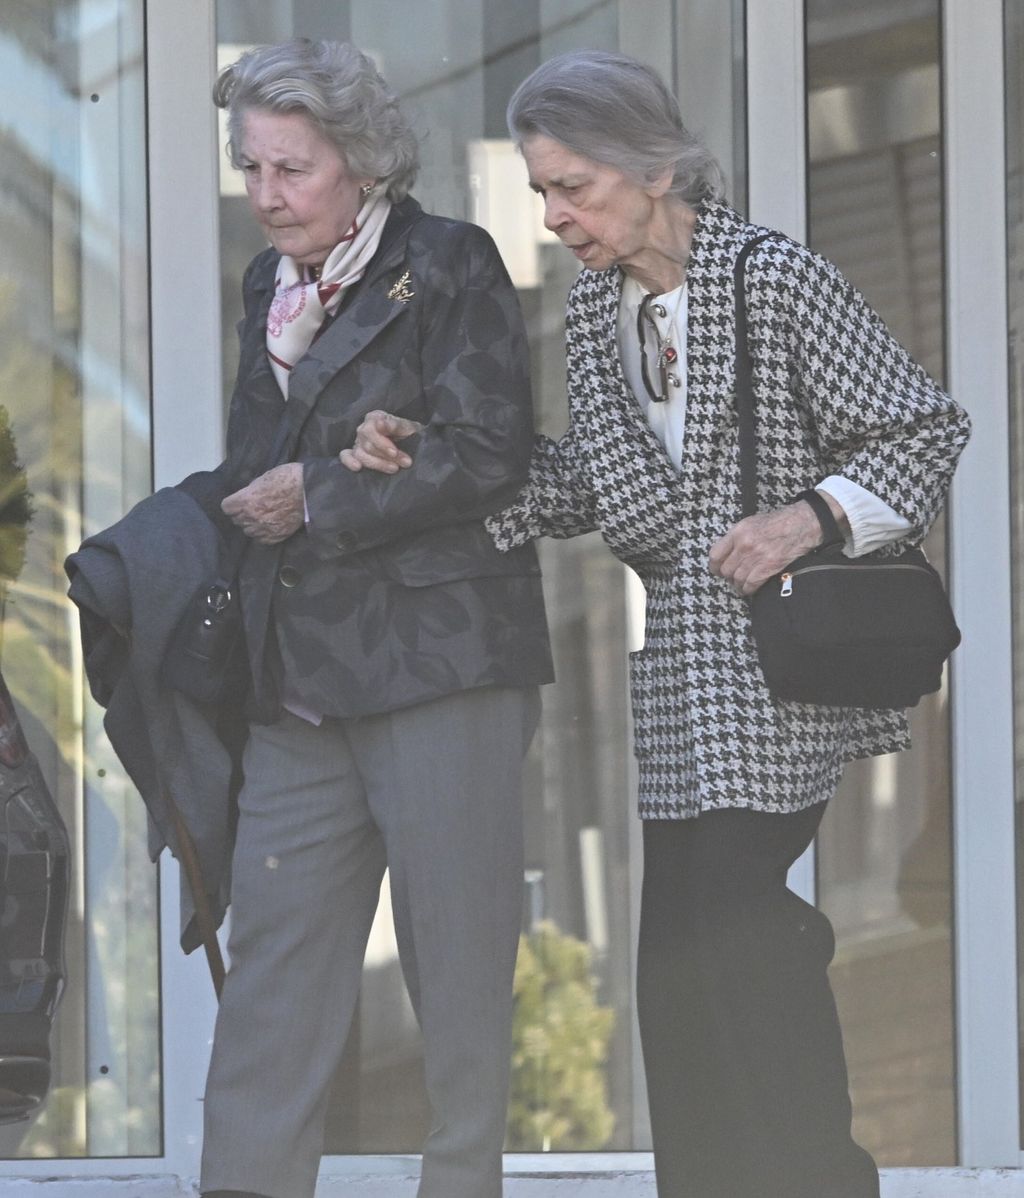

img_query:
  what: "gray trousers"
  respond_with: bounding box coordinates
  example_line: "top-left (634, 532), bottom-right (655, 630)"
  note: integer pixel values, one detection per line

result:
top-left (200, 686), bottom-right (540, 1198)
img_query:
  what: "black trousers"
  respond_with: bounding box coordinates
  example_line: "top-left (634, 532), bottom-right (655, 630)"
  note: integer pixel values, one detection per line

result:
top-left (637, 804), bottom-right (880, 1198)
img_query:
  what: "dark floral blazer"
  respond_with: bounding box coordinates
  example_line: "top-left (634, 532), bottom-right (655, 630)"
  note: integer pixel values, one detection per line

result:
top-left (210, 197), bottom-right (553, 718)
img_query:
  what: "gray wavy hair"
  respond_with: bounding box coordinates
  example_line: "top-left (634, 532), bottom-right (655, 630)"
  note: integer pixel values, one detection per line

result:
top-left (213, 38), bottom-right (419, 202)
top-left (506, 49), bottom-right (725, 206)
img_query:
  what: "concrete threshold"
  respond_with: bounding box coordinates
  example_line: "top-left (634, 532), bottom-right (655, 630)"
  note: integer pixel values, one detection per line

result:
top-left (0, 1167), bottom-right (1021, 1195)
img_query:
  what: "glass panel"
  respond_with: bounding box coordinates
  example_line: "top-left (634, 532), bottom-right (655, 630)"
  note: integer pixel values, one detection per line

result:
top-left (215, 0), bottom-right (743, 1155)
top-left (805, 0), bottom-right (956, 1165)
top-left (1008, 0), bottom-right (1024, 1149)
top-left (0, 0), bottom-right (158, 1157)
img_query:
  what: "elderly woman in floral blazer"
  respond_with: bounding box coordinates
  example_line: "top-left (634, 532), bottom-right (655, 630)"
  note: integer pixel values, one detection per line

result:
top-left (191, 38), bottom-right (552, 1198)
top-left (346, 49), bottom-right (970, 1198)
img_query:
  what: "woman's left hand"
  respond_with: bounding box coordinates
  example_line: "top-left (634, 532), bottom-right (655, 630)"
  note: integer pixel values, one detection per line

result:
top-left (709, 500), bottom-right (830, 596)
top-left (222, 462), bottom-right (306, 544)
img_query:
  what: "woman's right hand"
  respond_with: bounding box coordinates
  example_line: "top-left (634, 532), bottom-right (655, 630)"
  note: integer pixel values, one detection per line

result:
top-left (339, 410), bottom-right (422, 473)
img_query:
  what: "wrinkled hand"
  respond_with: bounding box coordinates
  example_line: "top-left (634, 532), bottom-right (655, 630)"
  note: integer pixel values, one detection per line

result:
top-left (222, 462), bottom-right (305, 544)
top-left (339, 410), bottom-right (423, 474)
top-left (709, 496), bottom-right (847, 596)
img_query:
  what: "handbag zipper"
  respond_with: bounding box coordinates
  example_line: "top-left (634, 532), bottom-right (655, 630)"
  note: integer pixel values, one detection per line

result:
top-left (779, 560), bottom-right (933, 598)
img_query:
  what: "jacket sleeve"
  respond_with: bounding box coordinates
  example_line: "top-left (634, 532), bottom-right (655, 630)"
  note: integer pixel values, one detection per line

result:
top-left (486, 428), bottom-right (598, 550)
top-left (486, 286), bottom-right (601, 550)
top-left (302, 225), bottom-right (537, 558)
top-left (767, 246), bottom-right (971, 537)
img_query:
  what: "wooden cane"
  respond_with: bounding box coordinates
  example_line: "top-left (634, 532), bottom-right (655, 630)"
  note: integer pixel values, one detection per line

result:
top-left (166, 793), bottom-right (225, 999)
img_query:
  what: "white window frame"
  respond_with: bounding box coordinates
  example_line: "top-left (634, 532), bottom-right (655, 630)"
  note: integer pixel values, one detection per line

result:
top-left (148, 0), bottom-right (223, 1178)
top-left (943, 0), bottom-right (1019, 1167)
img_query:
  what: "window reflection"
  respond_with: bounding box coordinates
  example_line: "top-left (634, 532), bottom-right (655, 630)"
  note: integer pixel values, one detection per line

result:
top-left (806, 0), bottom-right (957, 1165)
top-left (216, 0), bottom-right (743, 1155)
top-left (0, 0), bottom-right (158, 1157)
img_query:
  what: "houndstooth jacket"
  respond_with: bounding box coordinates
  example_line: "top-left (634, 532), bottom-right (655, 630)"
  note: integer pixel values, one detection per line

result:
top-left (487, 201), bottom-right (971, 819)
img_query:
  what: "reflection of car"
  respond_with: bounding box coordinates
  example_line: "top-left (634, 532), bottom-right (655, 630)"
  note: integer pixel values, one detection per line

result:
top-left (0, 672), bottom-right (69, 1123)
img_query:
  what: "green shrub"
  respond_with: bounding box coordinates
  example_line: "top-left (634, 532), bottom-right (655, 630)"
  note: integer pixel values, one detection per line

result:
top-left (507, 920), bottom-right (615, 1151)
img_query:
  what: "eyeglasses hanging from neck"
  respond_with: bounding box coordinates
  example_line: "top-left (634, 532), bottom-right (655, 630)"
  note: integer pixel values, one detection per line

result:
top-left (636, 291), bottom-right (684, 404)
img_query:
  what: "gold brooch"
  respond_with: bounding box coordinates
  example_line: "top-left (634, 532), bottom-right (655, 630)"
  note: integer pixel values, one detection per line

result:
top-left (387, 270), bottom-right (415, 303)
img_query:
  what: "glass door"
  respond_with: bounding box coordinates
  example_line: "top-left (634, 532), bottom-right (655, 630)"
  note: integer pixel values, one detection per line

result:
top-left (0, 0), bottom-right (159, 1159)
top-left (805, 0), bottom-right (957, 1165)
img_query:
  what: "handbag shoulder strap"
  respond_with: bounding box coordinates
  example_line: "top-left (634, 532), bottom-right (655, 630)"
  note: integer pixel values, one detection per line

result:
top-left (733, 233), bottom-right (777, 518)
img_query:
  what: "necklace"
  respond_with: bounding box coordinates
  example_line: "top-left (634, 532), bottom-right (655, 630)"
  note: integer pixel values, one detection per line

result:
top-left (636, 282), bottom-right (686, 403)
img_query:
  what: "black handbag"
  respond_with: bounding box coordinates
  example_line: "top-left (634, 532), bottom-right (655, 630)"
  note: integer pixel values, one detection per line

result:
top-left (160, 552), bottom-right (248, 706)
top-left (734, 234), bottom-right (961, 709)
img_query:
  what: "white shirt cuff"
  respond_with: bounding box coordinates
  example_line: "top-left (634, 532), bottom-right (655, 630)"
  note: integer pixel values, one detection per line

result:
top-left (815, 476), bottom-right (913, 557)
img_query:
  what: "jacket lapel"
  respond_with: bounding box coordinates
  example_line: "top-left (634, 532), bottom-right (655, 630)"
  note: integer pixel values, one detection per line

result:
top-left (565, 268), bottom-right (685, 563)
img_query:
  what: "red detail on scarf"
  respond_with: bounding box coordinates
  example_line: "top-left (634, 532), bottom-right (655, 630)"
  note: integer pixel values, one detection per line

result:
top-left (338, 216), bottom-right (361, 244)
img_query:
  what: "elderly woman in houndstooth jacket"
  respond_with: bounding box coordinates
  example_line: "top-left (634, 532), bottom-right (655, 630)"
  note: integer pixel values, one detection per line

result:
top-left (343, 50), bottom-right (971, 1198)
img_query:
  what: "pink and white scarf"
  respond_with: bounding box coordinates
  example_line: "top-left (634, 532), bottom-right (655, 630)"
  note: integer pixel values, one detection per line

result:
top-left (266, 192), bottom-right (391, 397)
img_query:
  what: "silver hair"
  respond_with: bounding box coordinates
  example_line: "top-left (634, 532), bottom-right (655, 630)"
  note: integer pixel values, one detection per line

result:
top-left (506, 49), bottom-right (725, 206)
top-left (213, 38), bottom-right (419, 202)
